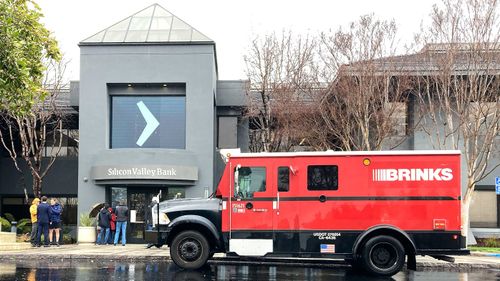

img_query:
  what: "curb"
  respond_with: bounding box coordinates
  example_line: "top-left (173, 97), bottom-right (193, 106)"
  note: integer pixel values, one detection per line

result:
top-left (470, 251), bottom-right (500, 257)
top-left (0, 254), bottom-right (169, 262)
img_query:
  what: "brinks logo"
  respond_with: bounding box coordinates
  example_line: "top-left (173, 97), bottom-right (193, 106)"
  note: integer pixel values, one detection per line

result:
top-left (372, 168), bottom-right (453, 182)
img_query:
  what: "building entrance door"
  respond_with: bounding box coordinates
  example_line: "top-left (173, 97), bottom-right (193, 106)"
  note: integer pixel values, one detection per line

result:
top-left (127, 187), bottom-right (166, 244)
top-left (109, 186), bottom-right (186, 244)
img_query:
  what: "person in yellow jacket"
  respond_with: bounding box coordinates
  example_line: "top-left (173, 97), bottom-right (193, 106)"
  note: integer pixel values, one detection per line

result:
top-left (29, 198), bottom-right (40, 247)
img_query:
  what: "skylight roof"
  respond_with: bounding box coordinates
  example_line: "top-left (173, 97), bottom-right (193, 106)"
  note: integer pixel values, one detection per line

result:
top-left (81, 4), bottom-right (213, 44)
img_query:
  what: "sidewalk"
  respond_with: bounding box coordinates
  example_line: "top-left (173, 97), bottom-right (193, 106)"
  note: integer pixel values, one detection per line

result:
top-left (1, 243), bottom-right (500, 270)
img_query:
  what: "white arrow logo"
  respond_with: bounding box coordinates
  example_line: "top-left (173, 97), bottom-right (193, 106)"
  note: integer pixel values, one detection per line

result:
top-left (136, 101), bottom-right (160, 146)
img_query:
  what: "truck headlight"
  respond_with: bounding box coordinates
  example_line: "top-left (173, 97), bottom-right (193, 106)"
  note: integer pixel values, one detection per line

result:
top-left (160, 213), bottom-right (170, 225)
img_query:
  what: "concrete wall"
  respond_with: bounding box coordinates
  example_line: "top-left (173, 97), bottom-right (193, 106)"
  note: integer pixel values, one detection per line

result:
top-left (470, 190), bottom-right (497, 227)
top-left (78, 44), bottom-right (217, 216)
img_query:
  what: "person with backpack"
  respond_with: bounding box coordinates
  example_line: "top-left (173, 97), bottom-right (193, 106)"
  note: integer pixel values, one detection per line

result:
top-left (96, 204), bottom-right (111, 245)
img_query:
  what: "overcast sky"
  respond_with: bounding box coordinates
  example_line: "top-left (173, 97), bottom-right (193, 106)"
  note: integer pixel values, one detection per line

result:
top-left (37, 0), bottom-right (440, 81)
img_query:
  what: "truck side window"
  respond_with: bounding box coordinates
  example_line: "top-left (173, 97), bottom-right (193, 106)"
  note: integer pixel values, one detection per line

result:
top-left (278, 167), bottom-right (290, 192)
top-left (235, 167), bottom-right (266, 199)
top-left (307, 165), bottom-right (338, 190)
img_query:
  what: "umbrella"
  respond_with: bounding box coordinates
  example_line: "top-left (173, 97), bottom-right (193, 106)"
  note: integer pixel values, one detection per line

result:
top-left (89, 203), bottom-right (106, 218)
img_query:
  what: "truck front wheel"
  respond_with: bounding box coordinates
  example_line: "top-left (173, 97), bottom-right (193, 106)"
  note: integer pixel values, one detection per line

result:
top-left (360, 235), bottom-right (405, 276)
top-left (170, 230), bottom-right (210, 269)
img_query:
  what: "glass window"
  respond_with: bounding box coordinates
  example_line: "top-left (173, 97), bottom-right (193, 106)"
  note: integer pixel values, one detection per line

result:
top-left (218, 117), bottom-right (237, 148)
top-left (307, 165), bottom-right (338, 190)
top-left (43, 129), bottom-right (79, 157)
top-left (278, 167), bottom-right (290, 192)
top-left (385, 102), bottom-right (408, 136)
top-left (110, 95), bottom-right (186, 149)
top-left (111, 187), bottom-right (127, 208)
top-left (167, 187), bottom-right (185, 200)
top-left (235, 167), bottom-right (266, 199)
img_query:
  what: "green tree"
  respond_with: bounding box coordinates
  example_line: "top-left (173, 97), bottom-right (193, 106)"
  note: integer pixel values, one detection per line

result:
top-left (0, 0), bottom-right (60, 115)
top-left (0, 0), bottom-right (62, 199)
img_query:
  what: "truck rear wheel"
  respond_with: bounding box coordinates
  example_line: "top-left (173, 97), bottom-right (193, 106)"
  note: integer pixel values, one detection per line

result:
top-left (360, 235), bottom-right (405, 276)
top-left (170, 230), bottom-right (210, 270)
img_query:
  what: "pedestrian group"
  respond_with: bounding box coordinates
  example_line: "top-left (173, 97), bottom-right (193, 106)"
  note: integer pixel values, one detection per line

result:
top-left (30, 197), bottom-right (129, 247)
top-left (30, 196), bottom-right (63, 247)
top-left (97, 201), bottom-right (128, 246)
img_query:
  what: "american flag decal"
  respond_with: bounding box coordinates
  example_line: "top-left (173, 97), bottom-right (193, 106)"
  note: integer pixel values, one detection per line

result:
top-left (320, 244), bottom-right (335, 253)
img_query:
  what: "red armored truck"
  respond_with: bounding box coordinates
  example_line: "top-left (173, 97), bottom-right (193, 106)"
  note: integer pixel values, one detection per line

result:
top-left (146, 150), bottom-right (469, 276)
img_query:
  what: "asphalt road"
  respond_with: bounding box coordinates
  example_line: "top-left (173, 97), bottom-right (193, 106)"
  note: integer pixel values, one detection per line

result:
top-left (2, 244), bottom-right (500, 280)
top-left (1, 260), bottom-right (500, 281)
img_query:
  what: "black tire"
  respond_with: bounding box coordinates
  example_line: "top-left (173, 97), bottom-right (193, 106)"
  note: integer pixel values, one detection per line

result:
top-left (170, 230), bottom-right (210, 270)
top-left (360, 235), bottom-right (405, 276)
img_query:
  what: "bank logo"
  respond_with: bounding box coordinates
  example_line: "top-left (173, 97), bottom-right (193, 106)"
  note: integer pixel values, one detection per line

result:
top-left (372, 168), bottom-right (453, 182)
top-left (136, 101), bottom-right (160, 146)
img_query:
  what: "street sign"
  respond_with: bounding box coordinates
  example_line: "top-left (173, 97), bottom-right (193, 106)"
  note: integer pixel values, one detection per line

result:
top-left (496, 177), bottom-right (500, 195)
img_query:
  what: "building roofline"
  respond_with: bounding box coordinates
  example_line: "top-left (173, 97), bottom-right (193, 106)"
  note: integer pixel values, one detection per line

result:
top-left (78, 41), bottom-right (215, 47)
top-left (228, 150), bottom-right (461, 158)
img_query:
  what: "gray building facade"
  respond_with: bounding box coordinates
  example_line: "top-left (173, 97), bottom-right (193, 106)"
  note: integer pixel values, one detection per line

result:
top-left (77, 4), bottom-right (246, 242)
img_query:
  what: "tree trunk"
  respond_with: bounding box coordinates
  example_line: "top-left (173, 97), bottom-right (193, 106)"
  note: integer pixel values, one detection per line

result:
top-left (33, 175), bottom-right (42, 199)
top-left (461, 179), bottom-right (476, 245)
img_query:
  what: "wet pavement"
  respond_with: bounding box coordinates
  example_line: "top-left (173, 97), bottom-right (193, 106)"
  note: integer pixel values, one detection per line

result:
top-left (2, 244), bottom-right (500, 280)
top-left (1, 259), bottom-right (500, 281)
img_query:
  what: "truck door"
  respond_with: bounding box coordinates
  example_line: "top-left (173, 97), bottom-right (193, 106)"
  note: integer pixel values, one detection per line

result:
top-left (273, 163), bottom-right (301, 253)
top-left (229, 164), bottom-right (274, 256)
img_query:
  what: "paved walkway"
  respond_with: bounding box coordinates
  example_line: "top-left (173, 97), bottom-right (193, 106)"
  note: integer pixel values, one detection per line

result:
top-left (1, 243), bottom-right (500, 270)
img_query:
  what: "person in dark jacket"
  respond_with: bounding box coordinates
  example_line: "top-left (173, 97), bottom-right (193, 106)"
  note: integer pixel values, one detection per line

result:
top-left (96, 204), bottom-right (111, 245)
top-left (49, 198), bottom-right (63, 246)
top-left (113, 201), bottom-right (129, 246)
top-left (36, 196), bottom-right (52, 247)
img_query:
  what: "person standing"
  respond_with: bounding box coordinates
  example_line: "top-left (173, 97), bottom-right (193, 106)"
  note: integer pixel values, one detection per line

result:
top-left (145, 196), bottom-right (159, 249)
top-left (48, 198), bottom-right (63, 246)
top-left (29, 198), bottom-right (40, 247)
top-left (36, 196), bottom-right (52, 247)
top-left (113, 201), bottom-right (129, 246)
top-left (108, 207), bottom-right (117, 245)
top-left (96, 204), bottom-right (111, 245)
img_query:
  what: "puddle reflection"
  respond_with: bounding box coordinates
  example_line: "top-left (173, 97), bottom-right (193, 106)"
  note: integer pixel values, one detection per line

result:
top-left (0, 260), bottom-right (497, 281)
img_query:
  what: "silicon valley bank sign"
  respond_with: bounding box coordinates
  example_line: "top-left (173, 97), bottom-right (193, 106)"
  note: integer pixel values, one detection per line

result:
top-left (90, 165), bottom-right (198, 182)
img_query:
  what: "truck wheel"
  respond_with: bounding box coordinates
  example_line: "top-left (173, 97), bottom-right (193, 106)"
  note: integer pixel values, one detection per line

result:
top-left (360, 235), bottom-right (405, 276)
top-left (171, 230), bottom-right (210, 270)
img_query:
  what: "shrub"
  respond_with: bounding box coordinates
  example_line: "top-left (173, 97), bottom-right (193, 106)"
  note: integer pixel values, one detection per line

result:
top-left (0, 217), bottom-right (11, 231)
top-left (16, 218), bottom-right (31, 234)
top-left (4, 213), bottom-right (15, 223)
top-left (63, 233), bottom-right (76, 244)
top-left (477, 238), bottom-right (500, 248)
top-left (79, 212), bottom-right (95, 227)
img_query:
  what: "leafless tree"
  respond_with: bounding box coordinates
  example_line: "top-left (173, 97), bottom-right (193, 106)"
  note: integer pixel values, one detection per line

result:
top-left (311, 14), bottom-right (413, 151)
top-left (244, 31), bottom-right (320, 152)
top-left (414, 0), bottom-right (500, 236)
top-left (0, 58), bottom-right (69, 199)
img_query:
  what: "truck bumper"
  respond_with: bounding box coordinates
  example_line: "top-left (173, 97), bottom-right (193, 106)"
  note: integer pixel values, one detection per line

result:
top-left (145, 229), bottom-right (170, 245)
